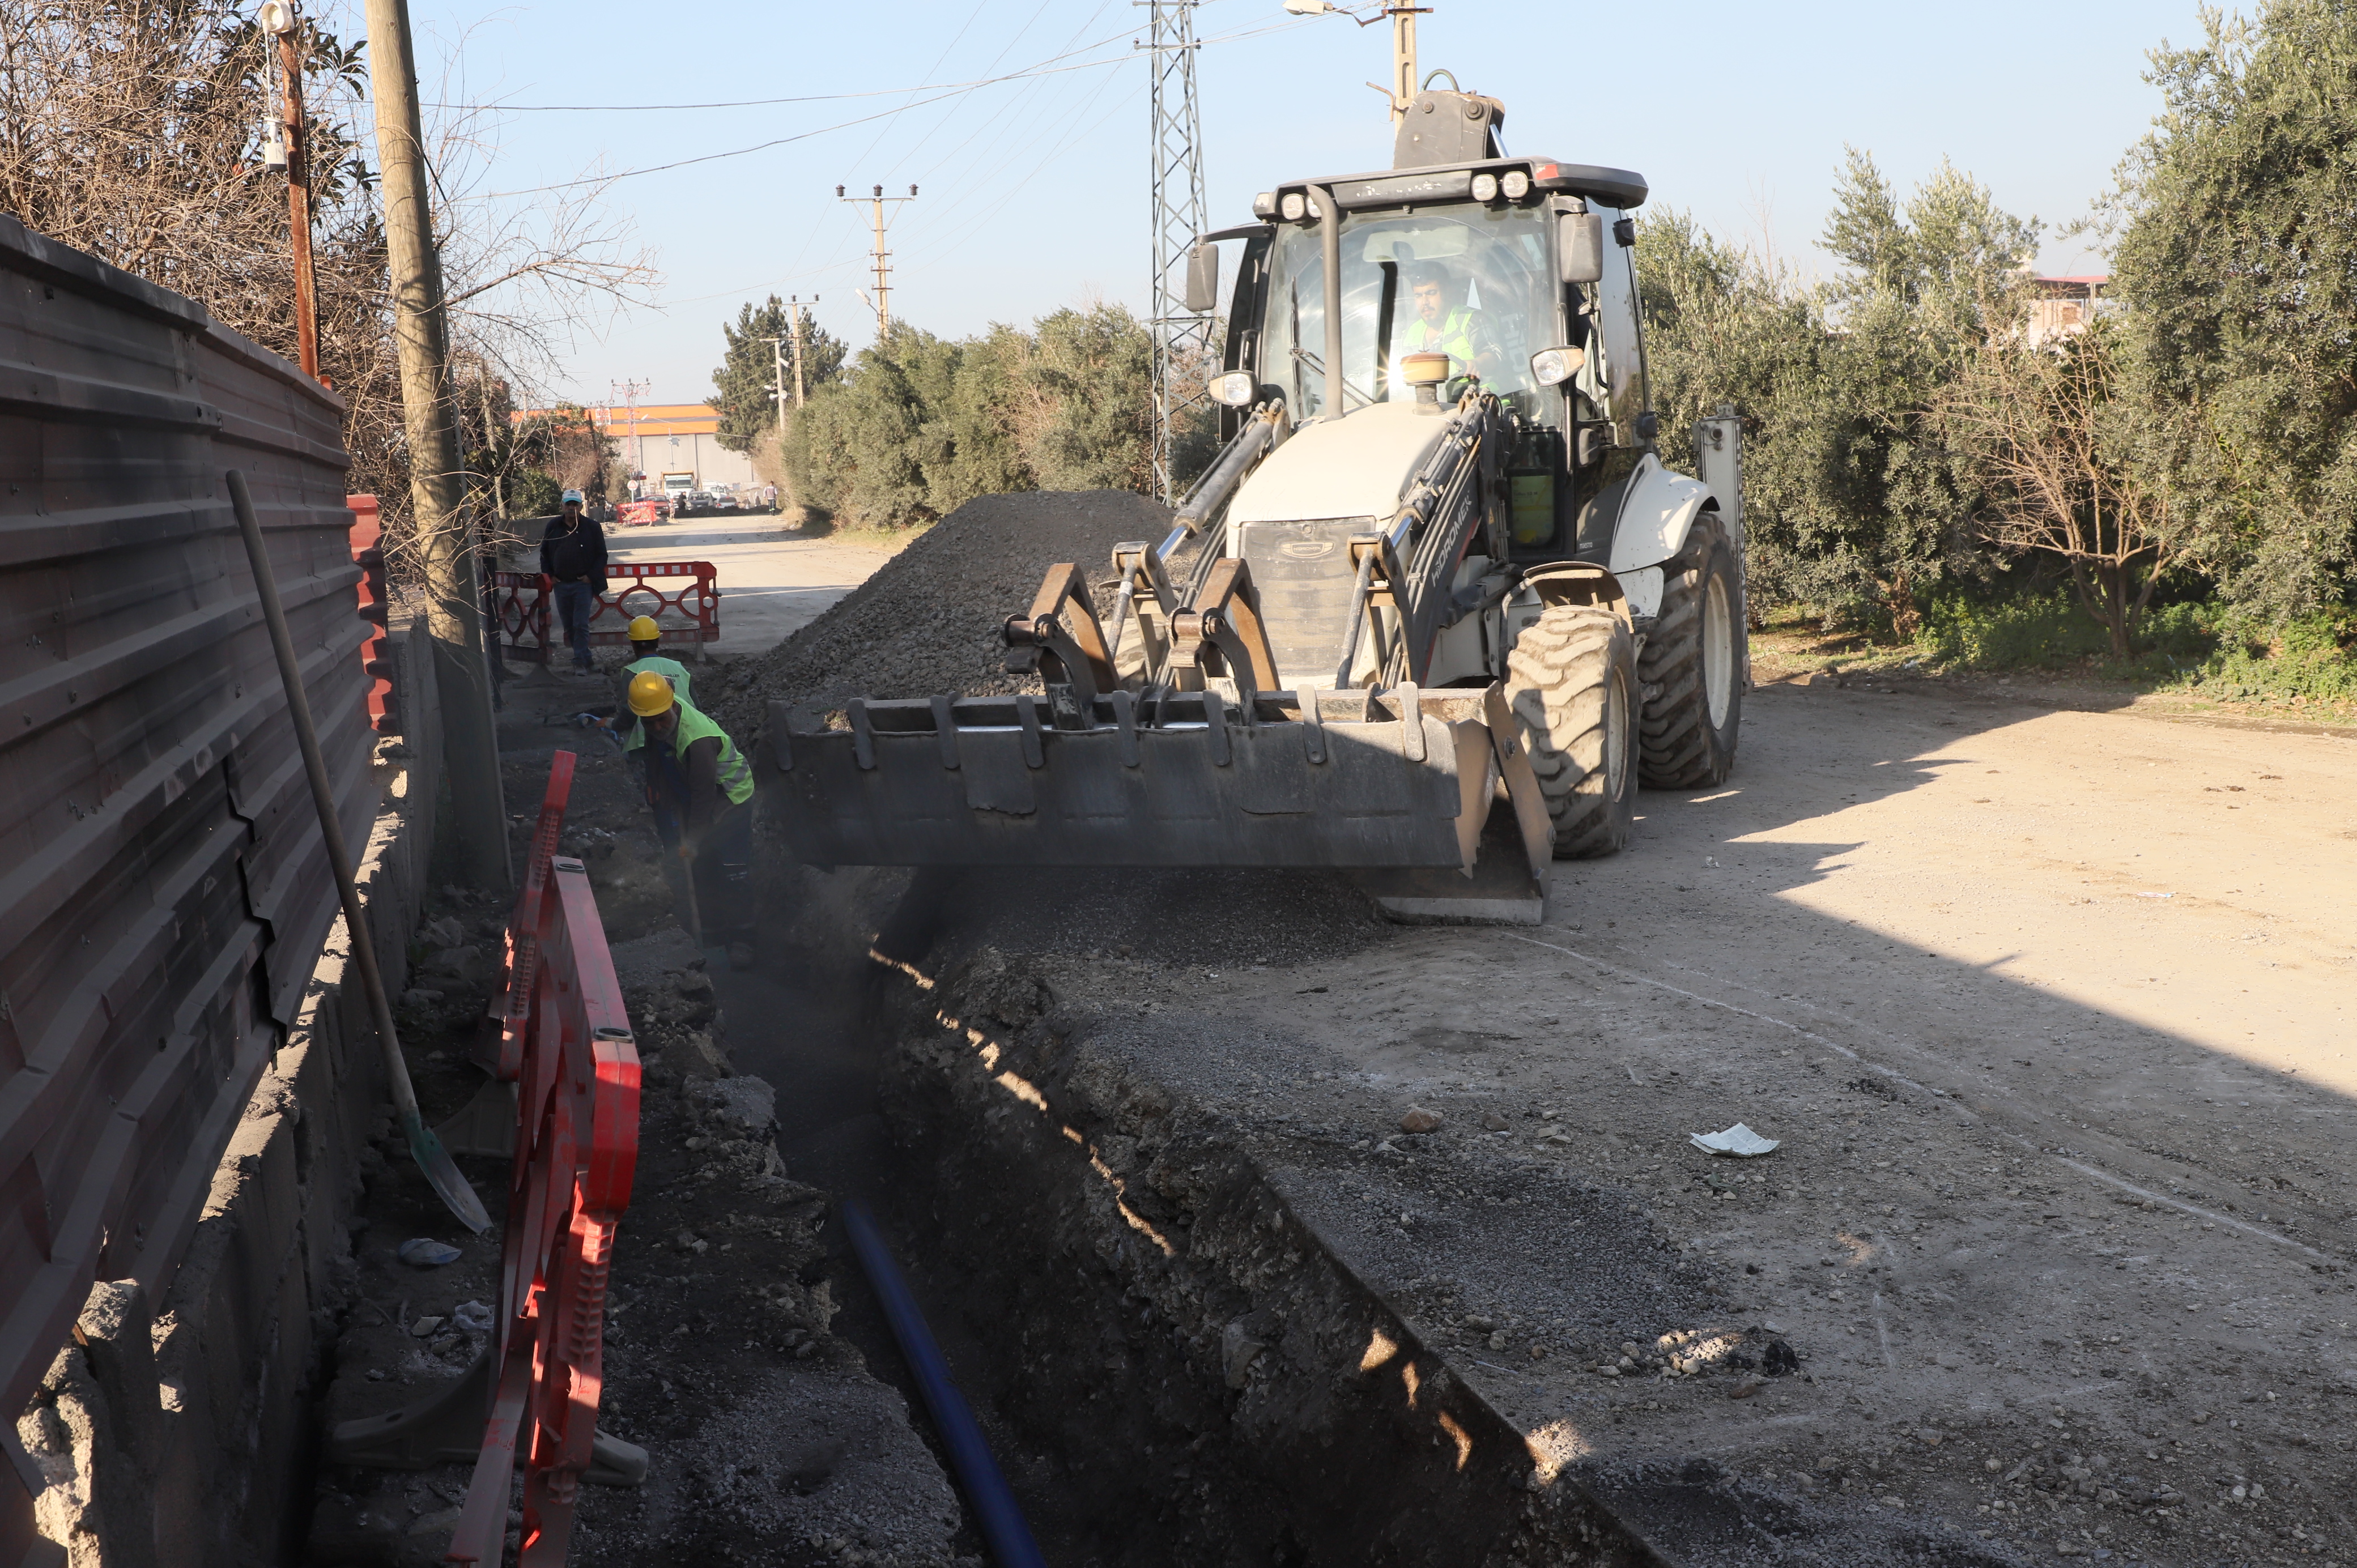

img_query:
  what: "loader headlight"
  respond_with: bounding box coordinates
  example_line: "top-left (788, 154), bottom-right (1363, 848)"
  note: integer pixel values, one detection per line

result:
top-left (1500, 169), bottom-right (1531, 201)
top-left (1207, 371), bottom-right (1259, 407)
top-left (1279, 191), bottom-right (1308, 222)
top-left (1529, 344), bottom-right (1585, 387)
top-left (1470, 172), bottom-right (1500, 203)
top-left (1252, 190), bottom-right (1278, 218)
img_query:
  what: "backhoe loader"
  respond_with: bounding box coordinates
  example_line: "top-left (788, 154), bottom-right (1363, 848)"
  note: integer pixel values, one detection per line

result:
top-left (761, 86), bottom-right (1746, 921)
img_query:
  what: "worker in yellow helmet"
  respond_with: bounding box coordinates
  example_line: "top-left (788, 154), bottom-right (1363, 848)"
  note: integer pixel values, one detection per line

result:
top-left (627, 671), bottom-right (755, 966)
top-left (607, 615), bottom-right (694, 756)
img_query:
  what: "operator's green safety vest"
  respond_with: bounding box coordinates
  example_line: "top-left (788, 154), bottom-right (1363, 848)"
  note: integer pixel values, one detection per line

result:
top-left (1406, 306), bottom-right (1480, 371)
top-left (668, 699), bottom-right (755, 808)
top-left (619, 653), bottom-right (694, 752)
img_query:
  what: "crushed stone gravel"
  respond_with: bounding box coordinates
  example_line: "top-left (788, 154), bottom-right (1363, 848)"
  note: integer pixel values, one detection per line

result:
top-left (707, 488), bottom-right (1173, 741)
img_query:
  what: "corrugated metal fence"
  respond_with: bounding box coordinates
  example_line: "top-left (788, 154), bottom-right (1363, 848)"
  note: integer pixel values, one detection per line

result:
top-left (0, 215), bottom-right (372, 1566)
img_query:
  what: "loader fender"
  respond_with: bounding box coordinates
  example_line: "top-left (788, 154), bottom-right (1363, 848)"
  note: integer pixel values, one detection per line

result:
top-left (1520, 561), bottom-right (1631, 627)
top-left (1606, 453), bottom-right (1715, 577)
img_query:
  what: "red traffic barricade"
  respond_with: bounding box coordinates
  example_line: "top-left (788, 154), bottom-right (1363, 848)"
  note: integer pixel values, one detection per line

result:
top-left (447, 751), bottom-right (644, 1565)
top-left (491, 560), bottom-right (720, 664)
top-left (347, 493), bottom-right (398, 734)
top-left (325, 753), bottom-right (642, 1563)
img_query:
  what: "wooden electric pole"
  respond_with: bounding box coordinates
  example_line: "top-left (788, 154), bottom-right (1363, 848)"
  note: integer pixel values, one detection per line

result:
top-left (262, 5), bottom-right (321, 380)
top-left (837, 185), bottom-right (914, 339)
top-left (364, 0), bottom-right (510, 890)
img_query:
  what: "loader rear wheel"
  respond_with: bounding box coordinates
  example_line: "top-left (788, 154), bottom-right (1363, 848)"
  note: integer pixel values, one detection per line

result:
top-left (1637, 510), bottom-right (1745, 788)
top-left (1505, 604), bottom-right (1637, 859)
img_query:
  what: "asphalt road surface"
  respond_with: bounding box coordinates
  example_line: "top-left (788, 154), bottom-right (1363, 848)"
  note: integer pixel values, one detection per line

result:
top-left (604, 516), bottom-right (891, 659)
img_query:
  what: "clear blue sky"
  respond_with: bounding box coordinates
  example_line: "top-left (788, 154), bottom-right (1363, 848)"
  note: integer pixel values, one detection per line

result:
top-left (392, 0), bottom-right (2212, 408)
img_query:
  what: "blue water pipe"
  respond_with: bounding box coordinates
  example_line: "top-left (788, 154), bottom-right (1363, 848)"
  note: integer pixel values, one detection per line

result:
top-left (841, 1200), bottom-right (1048, 1568)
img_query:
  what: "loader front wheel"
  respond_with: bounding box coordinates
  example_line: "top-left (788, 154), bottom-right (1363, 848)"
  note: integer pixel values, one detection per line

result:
top-left (1637, 510), bottom-right (1745, 788)
top-left (1505, 604), bottom-right (1637, 859)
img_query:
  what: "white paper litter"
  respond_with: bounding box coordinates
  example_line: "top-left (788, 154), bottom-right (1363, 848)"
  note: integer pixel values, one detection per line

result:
top-left (1690, 1123), bottom-right (1781, 1157)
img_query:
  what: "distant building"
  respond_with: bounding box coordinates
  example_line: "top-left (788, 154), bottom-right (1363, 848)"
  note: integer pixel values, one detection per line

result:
top-left (515, 401), bottom-right (760, 496)
top-left (2025, 275), bottom-right (2114, 347)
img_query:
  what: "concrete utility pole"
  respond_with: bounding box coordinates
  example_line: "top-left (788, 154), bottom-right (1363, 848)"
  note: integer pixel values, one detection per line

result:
top-left (1287, 1), bottom-right (1430, 122)
top-left (789, 296), bottom-right (812, 407)
top-left (1386, 4), bottom-right (1426, 125)
top-left (1143, 0), bottom-right (1209, 505)
top-left (757, 297), bottom-right (819, 429)
top-left (259, 3), bottom-right (321, 381)
top-left (611, 377), bottom-right (650, 494)
top-left (364, 0), bottom-right (510, 890)
top-left (837, 185), bottom-right (916, 340)
top-left (762, 336), bottom-right (789, 431)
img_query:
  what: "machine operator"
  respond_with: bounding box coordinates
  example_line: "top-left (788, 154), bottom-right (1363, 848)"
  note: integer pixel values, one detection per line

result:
top-left (1404, 266), bottom-right (1503, 387)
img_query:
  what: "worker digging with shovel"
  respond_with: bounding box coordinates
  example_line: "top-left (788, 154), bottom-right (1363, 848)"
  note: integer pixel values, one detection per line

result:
top-left (624, 669), bottom-right (756, 970)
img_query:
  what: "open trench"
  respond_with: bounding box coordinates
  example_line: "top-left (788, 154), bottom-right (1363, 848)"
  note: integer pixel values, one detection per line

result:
top-left (722, 853), bottom-right (2013, 1568)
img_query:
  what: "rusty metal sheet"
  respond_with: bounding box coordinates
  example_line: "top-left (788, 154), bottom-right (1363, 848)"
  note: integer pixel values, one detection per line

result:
top-left (0, 214), bottom-right (369, 1557)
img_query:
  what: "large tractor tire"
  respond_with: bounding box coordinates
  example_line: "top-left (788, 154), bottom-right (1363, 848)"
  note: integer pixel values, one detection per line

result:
top-left (1505, 603), bottom-right (1638, 859)
top-left (1637, 510), bottom-right (1745, 789)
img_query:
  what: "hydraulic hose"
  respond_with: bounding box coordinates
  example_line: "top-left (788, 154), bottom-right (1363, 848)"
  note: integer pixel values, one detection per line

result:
top-left (842, 1201), bottom-right (1046, 1568)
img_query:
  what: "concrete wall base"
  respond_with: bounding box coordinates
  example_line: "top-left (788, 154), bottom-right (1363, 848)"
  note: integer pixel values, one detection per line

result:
top-left (14, 615), bottom-right (450, 1567)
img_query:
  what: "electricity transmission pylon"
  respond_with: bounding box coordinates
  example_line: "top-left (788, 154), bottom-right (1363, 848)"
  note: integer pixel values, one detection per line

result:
top-left (1143, 0), bottom-right (1208, 506)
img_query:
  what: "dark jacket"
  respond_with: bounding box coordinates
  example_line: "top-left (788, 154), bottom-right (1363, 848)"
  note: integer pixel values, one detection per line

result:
top-left (541, 513), bottom-right (608, 589)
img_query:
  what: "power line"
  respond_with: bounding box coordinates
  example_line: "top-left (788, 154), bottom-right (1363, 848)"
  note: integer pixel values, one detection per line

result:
top-left (467, 10), bottom-right (1314, 200)
top-left (428, 23), bottom-right (1142, 114)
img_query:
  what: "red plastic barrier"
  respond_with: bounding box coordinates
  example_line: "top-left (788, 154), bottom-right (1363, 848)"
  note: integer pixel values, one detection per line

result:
top-left (482, 752), bottom-right (576, 1082)
top-left (447, 752), bottom-right (641, 1566)
top-left (491, 561), bottom-right (719, 663)
top-left (347, 494), bottom-right (398, 734)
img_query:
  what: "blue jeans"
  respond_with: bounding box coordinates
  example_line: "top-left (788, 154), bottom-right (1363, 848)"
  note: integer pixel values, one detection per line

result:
top-left (551, 581), bottom-right (597, 668)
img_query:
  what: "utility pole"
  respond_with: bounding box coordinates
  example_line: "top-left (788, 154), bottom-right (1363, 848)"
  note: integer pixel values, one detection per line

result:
top-left (611, 377), bottom-right (650, 495)
top-left (761, 337), bottom-right (789, 432)
top-left (837, 185), bottom-right (916, 340)
top-left (789, 296), bottom-right (812, 407)
top-left (1385, 4), bottom-right (1426, 123)
top-left (756, 296), bottom-right (819, 429)
top-left (259, 2), bottom-right (321, 381)
top-left (1286, 1), bottom-right (1430, 122)
top-left (1142, 0), bottom-right (1208, 505)
top-left (364, 0), bottom-right (510, 890)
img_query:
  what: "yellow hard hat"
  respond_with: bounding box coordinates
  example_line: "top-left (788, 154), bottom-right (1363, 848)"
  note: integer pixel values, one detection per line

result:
top-left (627, 670), bottom-right (675, 717)
top-left (626, 615), bottom-right (661, 643)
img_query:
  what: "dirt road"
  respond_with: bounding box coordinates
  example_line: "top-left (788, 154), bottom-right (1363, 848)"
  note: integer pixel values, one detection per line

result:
top-left (1195, 679), bottom-right (2357, 1561)
top-left (848, 675), bottom-right (2357, 1565)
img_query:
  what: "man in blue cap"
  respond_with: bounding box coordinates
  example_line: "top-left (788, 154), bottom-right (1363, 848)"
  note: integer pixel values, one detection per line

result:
top-left (540, 489), bottom-right (607, 676)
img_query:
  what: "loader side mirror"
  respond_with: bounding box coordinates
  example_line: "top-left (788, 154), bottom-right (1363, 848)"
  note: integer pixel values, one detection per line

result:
top-left (1185, 243), bottom-right (1220, 313)
top-left (1559, 213), bottom-right (1604, 284)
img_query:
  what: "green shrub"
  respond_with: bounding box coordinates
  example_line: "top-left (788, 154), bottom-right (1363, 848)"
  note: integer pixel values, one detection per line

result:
top-left (1913, 591), bottom-right (2218, 674)
top-left (2181, 611), bottom-right (2357, 701)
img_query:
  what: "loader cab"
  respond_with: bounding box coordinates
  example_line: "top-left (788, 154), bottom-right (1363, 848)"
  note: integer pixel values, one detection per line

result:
top-left (1207, 155), bottom-right (1652, 568)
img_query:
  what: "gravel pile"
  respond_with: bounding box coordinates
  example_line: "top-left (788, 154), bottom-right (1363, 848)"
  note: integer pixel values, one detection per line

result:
top-left (707, 488), bottom-right (1172, 739)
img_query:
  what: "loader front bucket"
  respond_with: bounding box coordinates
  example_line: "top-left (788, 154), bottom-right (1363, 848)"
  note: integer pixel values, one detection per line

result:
top-left (758, 686), bottom-right (1551, 909)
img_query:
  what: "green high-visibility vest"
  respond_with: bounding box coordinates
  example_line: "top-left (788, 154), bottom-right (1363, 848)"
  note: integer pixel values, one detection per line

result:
top-left (1407, 306), bottom-right (1480, 370)
top-left (619, 654), bottom-right (694, 752)
top-left (669, 699), bottom-right (755, 808)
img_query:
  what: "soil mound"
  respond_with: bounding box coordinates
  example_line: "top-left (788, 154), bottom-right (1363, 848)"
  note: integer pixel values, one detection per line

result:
top-left (709, 488), bottom-right (1170, 738)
